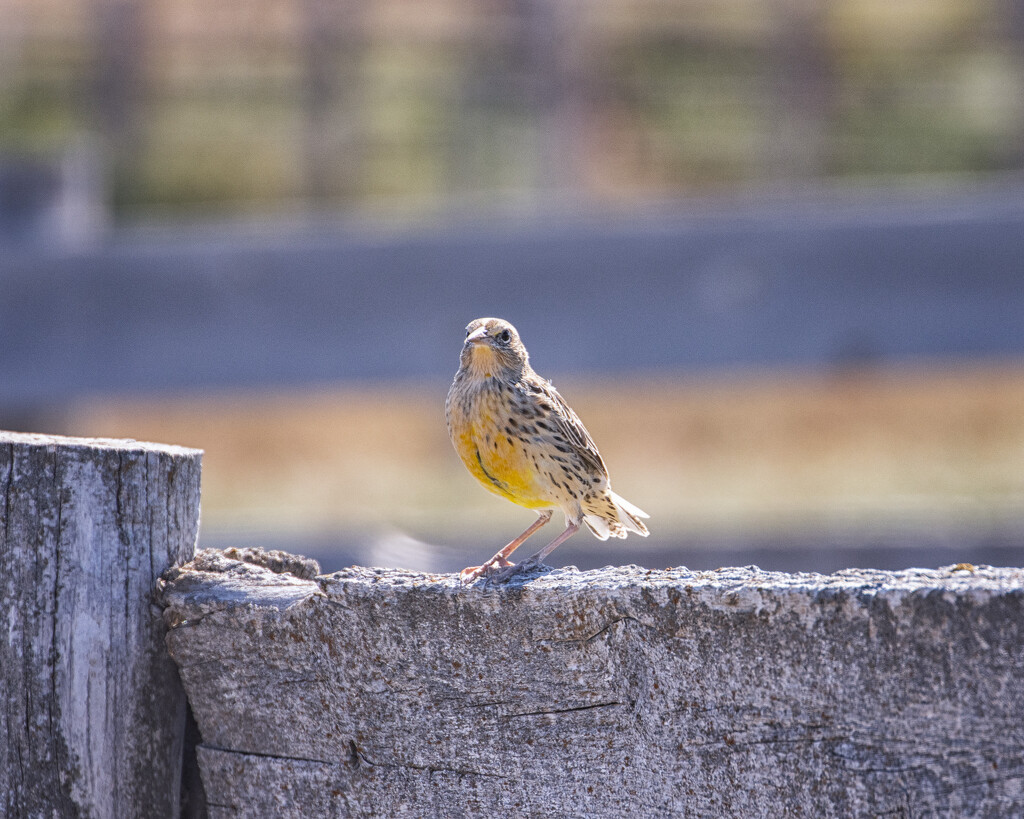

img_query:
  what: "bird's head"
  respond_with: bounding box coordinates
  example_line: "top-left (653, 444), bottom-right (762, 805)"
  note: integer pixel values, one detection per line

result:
top-left (460, 317), bottom-right (529, 378)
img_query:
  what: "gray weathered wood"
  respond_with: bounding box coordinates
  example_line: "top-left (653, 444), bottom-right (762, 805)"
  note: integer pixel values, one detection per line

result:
top-left (160, 548), bottom-right (1024, 817)
top-left (1, 431), bottom-right (202, 818)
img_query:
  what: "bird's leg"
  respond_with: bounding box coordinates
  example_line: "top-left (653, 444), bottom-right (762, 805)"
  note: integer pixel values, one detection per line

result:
top-left (489, 521), bottom-right (581, 583)
top-left (528, 521), bottom-right (580, 564)
top-left (459, 510), bottom-right (553, 583)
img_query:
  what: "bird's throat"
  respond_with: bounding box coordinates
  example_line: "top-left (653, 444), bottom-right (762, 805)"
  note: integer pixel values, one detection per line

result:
top-left (466, 344), bottom-right (500, 379)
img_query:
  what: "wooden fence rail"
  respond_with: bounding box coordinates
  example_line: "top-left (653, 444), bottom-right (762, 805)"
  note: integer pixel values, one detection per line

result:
top-left (160, 548), bottom-right (1024, 817)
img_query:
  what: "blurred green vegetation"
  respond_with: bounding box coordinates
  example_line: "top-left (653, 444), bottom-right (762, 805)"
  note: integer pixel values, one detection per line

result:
top-left (1, 0), bottom-right (1021, 217)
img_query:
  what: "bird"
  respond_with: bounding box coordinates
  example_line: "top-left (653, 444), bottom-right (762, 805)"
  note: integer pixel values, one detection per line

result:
top-left (445, 317), bottom-right (649, 583)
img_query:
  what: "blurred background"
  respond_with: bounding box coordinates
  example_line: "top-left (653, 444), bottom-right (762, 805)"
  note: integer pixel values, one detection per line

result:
top-left (2, 0), bottom-right (1024, 574)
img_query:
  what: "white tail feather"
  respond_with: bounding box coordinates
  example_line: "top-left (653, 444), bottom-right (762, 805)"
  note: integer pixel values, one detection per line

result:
top-left (609, 491), bottom-right (650, 537)
top-left (582, 491), bottom-right (650, 540)
top-left (583, 513), bottom-right (612, 540)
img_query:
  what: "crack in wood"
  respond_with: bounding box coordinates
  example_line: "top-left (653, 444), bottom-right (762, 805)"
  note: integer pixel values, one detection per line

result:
top-left (508, 700), bottom-right (625, 718)
top-left (202, 743), bottom-right (335, 767)
top-left (540, 614), bottom-right (643, 644)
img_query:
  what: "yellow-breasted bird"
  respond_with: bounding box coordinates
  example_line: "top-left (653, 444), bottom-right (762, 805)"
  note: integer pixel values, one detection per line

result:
top-left (445, 317), bottom-right (649, 583)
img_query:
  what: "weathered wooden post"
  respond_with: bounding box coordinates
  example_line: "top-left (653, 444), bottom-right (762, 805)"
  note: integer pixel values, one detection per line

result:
top-left (161, 548), bottom-right (1024, 817)
top-left (1, 431), bottom-right (202, 818)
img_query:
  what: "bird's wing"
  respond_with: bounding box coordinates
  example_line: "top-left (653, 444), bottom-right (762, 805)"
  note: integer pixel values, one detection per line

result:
top-left (527, 377), bottom-right (608, 478)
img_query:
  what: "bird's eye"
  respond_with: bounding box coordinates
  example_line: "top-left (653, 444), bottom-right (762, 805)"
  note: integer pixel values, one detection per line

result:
top-left (465, 328), bottom-right (471, 337)
top-left (498, 329), bottom-right (511, 343)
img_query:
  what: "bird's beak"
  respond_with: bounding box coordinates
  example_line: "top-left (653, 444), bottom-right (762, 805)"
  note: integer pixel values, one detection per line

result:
top-left (465, 326), bottom-right (489, 345)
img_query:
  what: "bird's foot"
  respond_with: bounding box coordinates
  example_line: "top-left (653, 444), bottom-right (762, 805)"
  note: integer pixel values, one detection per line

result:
top-left (486, 555), bottom-right (550, 584)
top-left (459, 555), bottom-right (515, 584)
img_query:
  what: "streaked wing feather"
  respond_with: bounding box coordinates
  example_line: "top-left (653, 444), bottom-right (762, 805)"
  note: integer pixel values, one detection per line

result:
top-left (531, 379), bottom-right (607, 477)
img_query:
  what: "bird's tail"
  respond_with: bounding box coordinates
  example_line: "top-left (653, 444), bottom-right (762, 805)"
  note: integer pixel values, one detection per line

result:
top-left (583, 490), bottom-right (650, 540)
top-left (610, 490), bottom-right (650, 537)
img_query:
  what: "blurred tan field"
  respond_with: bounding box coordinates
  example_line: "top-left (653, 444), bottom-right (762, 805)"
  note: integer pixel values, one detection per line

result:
top-left (65, 365), bottom-right (1024, 557)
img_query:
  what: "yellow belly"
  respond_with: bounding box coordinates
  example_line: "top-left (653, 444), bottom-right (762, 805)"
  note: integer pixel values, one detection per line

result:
top-left (451, 397), bottom-right (553, 510)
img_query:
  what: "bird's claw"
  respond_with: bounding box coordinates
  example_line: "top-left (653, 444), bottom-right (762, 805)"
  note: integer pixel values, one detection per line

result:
top-left (459, 556), bottom-right (515, 584)
top-left (460, 553), bottom-right (554, 585)
top-left (484, 556), bottom-right (549, 584)
top-left (458, 565), bottom-right (486, 583)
